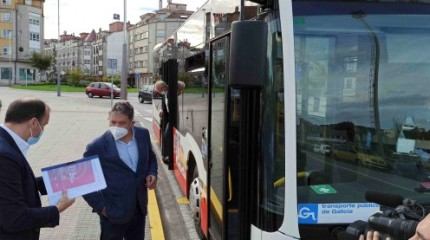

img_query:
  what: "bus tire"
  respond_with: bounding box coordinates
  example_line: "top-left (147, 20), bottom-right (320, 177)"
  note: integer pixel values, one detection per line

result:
top-left (189, 167), bottom-right (205, 239)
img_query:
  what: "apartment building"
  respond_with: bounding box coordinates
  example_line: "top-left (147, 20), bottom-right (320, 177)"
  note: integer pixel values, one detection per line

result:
top-left (128, 2), bottom-right (193, 87)
top-left (0, 0), bottom-right (43, 85)
top-left (39, 2), bottom-right (194, 87)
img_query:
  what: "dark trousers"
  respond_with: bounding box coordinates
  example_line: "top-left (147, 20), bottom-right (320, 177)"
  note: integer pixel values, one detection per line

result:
top-left (99, 209), bottom-right (146, 240)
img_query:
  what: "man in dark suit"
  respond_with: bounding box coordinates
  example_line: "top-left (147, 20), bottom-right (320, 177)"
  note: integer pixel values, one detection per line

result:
top-left (0, 97), bottom-right (75, 239)
top-left (83, 101), bottom-right (158, 240)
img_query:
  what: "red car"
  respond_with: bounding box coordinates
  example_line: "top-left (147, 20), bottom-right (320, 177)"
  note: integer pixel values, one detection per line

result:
top-left (85, 82), bottom-right (120, 98)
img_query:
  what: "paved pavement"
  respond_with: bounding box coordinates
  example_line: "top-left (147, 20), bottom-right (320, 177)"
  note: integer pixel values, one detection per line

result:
top-left (0, 87), bottom-right (199, 240)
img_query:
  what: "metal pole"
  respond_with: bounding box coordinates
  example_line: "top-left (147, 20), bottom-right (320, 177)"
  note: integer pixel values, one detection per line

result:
top-left (120, 0), bottom-right (128, 99)
top-left (8, 29), bottom-right (11, 85)
top-left (56, 0), bottom-right (61, 96)
top-left (111, 72), bottom-right (114, 107)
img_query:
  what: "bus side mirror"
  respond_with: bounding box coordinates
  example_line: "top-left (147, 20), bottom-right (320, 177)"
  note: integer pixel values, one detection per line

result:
top-left (229, 21), bottom-right (268, 88)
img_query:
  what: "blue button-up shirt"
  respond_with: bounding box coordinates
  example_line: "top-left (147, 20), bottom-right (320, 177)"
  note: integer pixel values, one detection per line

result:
top-left (115, 132), bottom-right (139, 172)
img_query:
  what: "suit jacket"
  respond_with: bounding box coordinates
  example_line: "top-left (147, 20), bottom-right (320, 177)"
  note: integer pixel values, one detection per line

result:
top-left (83, 126), bottom-right (157, 224)
top-left (0, 127), bottom-right (59, 240)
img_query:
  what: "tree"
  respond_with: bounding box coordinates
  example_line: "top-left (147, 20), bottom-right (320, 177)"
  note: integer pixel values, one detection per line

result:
top-left (178, 72), bottom-right (193, 87)
top-left (67, 68), bottom-right (85, 86)
top-left (29, 52), bottom-right (54, 82)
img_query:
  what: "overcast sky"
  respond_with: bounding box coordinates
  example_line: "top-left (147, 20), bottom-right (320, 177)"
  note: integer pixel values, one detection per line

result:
top-left (44, 0), bottom-right (207, 39)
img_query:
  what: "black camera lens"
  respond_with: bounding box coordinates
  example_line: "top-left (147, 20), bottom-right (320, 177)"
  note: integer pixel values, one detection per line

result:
top-left (368, 213), bottom-right (418, 240)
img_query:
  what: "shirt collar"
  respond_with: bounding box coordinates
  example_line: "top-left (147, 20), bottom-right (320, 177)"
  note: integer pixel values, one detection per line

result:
top-left (0, 124), bottom-right (30, 157)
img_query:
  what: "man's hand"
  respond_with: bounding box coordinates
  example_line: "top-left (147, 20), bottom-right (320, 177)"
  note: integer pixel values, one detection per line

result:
top-left (146, 175), bottom-right (157, 189)
top-left (359, 231), bottom-right (387, 240)
top-left (55, 190), bottom-right (75, 213)
top-left (409, 214), bottom-right (430, 240)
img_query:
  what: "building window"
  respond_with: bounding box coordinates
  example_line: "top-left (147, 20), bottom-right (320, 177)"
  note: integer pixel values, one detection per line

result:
top-left (156, 29), bottom-right (165, 37)
top-left (19, 68), bottom-right (34, 81)
top-left (1, 67), bottom-right (12, 79)
top-left (2, 12), bottom-right (11, 22)
top-left (143, 60), bottom-right (148, 67)
top-left (29, 18), bottom-right (39, 25)
top-left (144, 46), bottom-right (148, 52)
top-left (30, 32), bottom-right (40, 41)
top-left (29, 12), bottom-right (40, 26)
top-left (2, 29), bottom-right (12, 39)
top-left (2, 46), bottom-right (11, 55)
top-left (29, 47), bottom-right (38, 54)
top-left (1, 0), bottom-right (12, 5)
top-left (25, 0), bottom-right (32, 5)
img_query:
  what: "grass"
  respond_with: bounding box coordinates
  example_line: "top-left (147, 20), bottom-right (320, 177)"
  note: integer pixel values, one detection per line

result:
top-left (10, 84), bottom-right (139, 93)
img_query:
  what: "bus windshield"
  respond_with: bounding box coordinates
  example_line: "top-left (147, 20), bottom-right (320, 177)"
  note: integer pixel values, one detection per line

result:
top-left (293, 0), bottom-right (430, 218)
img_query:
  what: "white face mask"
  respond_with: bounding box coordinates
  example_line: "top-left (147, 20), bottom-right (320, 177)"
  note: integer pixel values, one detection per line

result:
top-left (109, 126), bottom-right (128, 140)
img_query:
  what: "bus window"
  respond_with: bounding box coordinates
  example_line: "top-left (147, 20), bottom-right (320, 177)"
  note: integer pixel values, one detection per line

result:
top-left (256, 11), bottom-right (285, 231)
top-left (293, 1), bottom-right (430, 237)
top-left (209, 36), bottom-right (229, 240)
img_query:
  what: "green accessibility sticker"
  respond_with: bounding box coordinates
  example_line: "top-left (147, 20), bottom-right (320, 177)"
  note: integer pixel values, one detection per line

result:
top-left (311, 185), bottom-right (337, 194)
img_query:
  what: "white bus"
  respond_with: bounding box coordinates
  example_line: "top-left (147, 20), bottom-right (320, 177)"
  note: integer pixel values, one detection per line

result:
top-left (153, 0), bottom-right (430, 239)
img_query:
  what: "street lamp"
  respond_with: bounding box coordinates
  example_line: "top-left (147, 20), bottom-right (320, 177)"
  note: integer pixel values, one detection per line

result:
top-left (56, 0), bottom-right (61, 96)
top-left (120, 0), bottom-right (128, 99)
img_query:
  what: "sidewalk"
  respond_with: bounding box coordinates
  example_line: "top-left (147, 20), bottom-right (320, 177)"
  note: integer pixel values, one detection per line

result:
top-left (0, 89), bottom-right (148, 239)
top-left (0, 88), bottom-right (201, 240)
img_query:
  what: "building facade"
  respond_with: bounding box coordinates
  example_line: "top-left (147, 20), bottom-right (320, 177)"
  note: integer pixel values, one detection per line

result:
top-left (128, 3), bottom-right (193, 87)
top-left (0, 0), bottom-right (44, 85)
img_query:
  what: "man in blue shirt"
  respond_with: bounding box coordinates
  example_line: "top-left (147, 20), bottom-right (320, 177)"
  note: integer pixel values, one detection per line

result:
top-left (83, 101), bottom-right (158, 240)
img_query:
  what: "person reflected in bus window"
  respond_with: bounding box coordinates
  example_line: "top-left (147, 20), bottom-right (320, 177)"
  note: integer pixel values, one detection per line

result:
top-left (82, 101), bottom-right (157, 240)
top-left (154, 80), bottom-right (185, 164)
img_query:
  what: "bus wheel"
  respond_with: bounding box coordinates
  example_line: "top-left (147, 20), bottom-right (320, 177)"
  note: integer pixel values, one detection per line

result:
top-left (189, 168), bottom-right (205, 239)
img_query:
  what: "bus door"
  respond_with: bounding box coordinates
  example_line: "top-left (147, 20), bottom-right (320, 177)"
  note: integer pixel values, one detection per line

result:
top-left (208, 35), bottom-right (232, 240)
top-left (207, 21), bottom-right (268, 239)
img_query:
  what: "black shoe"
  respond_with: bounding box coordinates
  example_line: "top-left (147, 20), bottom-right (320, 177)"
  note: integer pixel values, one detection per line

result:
top-left (162, 157), bottom-right (169, 164)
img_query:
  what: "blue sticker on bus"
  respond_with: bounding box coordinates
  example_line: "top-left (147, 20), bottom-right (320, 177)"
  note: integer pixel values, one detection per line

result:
top-left (298, 203), bottom-right (380, 224)
top-left (298, 204), bottom-right (318, 224)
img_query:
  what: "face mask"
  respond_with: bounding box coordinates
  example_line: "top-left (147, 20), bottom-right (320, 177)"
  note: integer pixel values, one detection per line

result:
top-left (28, 119), bottom-right (44, 145)
top-left (109, 126), bottom-right (128, 140)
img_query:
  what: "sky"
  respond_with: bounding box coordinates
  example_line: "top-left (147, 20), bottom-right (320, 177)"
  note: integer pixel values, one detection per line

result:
top-left (44, 0), bottom-right (207, 39)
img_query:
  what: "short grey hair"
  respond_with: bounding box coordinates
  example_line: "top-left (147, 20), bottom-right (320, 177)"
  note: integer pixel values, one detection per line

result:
top-left (110, 101), bottom-right (134, 120)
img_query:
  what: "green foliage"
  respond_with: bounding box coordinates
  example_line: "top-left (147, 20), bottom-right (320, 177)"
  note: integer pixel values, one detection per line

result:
top-left (29, 52), bottom-right (54, 72)
top-left (103, 74), bottom-right (121, 86)
top-left (178, 72), bottom-right (193, 86)
top-left (67, 68), bottom-right (85, 87)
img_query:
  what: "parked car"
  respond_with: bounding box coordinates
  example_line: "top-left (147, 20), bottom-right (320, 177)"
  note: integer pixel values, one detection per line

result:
top-left (312, 144), bottom-right (332, 156)
top-left (85, 82), bottom-right (120, 98)
top-left (138, 84), bottom-right (164, 103)
top-left (138, 85), bottom-right (154, 103)
top-left (332, 144), bottom-right (357, 162)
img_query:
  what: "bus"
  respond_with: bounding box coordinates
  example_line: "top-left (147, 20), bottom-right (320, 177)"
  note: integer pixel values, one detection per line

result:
top-left (152, 0), bottom-right (430, 239)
